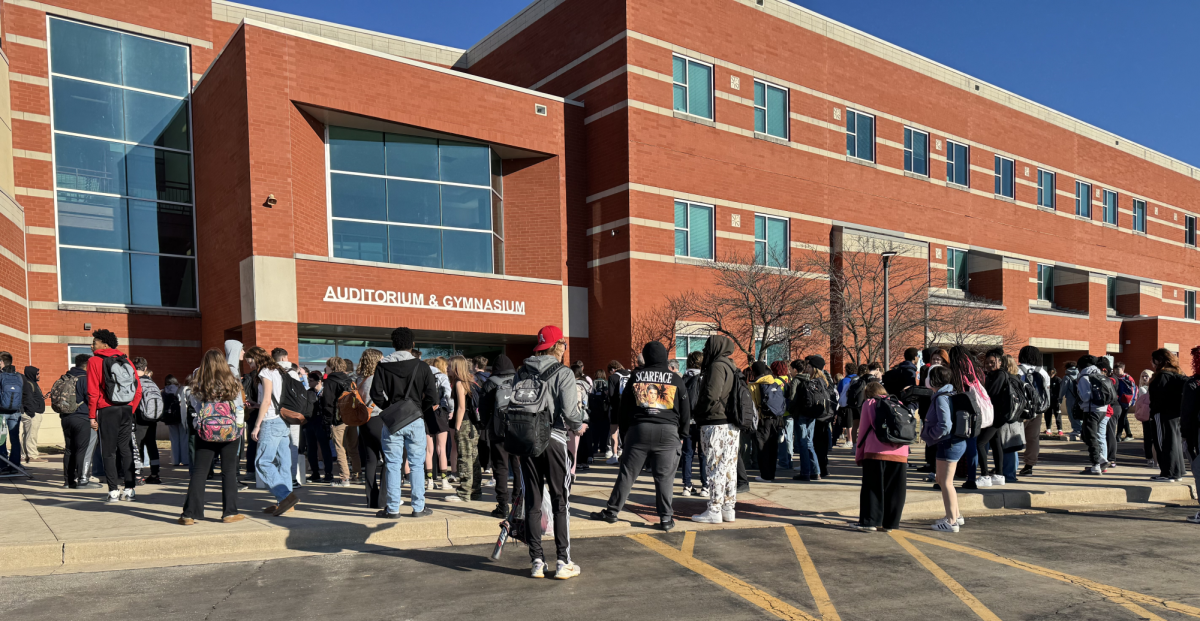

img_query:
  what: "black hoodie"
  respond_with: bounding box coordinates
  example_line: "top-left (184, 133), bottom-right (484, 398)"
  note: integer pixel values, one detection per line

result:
top-left (321, 371), bottom-right (353, 425)
top-left (22, 366), bottom-right (44, 415)
top-left (480, 354), bottom-right (516, 435)
top-left (616, 341), bottom-right (691, 435)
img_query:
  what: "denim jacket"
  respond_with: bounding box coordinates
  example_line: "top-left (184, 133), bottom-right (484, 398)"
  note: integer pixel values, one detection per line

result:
top-left (920, 384), bottom-right (955, 444)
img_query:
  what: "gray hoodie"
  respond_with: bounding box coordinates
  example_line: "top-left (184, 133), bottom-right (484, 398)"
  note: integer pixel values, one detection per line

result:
top-left (521, 354), bottom-right (583, 434)
top-left (1076, 365), bottom-right (1108, 415)
top-left (1062, 367), bottom-right (1080, 414)
top-left (224, 340), bottom-right (243, 377)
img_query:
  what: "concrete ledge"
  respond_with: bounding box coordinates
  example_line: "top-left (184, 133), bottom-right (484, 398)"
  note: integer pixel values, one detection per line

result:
top-left (8, 542), bottom-right (63, 570)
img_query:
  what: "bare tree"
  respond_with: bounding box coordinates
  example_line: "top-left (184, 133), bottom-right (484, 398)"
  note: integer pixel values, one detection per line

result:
top-left (798, 237), bottom-right (929, 366)
top-left (630, 297), bottom-right (688, 361)
top-left (926, 294), bottom-right (1019, 353)
top-left (666, 249), bottom-right (825, 363)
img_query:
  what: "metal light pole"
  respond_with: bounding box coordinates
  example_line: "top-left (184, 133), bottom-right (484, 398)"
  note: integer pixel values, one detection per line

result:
top-left (882, 251), bottom-right (898, 366)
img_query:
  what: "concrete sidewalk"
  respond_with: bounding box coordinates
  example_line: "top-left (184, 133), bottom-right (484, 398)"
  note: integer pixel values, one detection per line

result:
top-left (3, 438), bottom-right (1194, 576)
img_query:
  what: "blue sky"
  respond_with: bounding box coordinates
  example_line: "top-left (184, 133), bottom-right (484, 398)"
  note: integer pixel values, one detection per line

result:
top-left (234, 0), bottom-right (1200, 167)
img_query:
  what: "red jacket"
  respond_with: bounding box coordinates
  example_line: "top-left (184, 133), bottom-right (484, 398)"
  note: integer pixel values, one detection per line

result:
top-left (87, 349), bottom-right (143, 419)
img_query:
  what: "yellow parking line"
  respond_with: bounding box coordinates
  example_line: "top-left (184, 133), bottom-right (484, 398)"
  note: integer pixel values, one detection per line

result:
top-left (681, 531), bottom-right (696, 557)
top-left (783, 526), bottom-right (841, 621)
top-left (898, 532), bottom-right (1200, 619)
top-left (1108, 597), bottom-right (1167, 621)
top-left (630, 534), bottom-right (820, 621)
top-left (889, 531), bottom-right (1002, 621)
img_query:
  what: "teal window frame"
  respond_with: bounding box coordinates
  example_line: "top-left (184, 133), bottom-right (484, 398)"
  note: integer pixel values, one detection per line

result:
top-left (1132, 199), bottom-right (1147, 233)
top-left (903, 127), bottom-right (928, 176)
top-left (946, 248), bottom-right (967, 291)
top-left (1102, 189), bottom-right (1118, 225)
top-left (672, 54), bottom-right (714, 120)
top-left (753, 214), bottom-right (789, 268)
top-left (1037, 169), bottom-right (1055, 209)
top-left (845, 109), bottom-right (875, 162)
top-left (753, 79), bottom-right (789, 139)
top-left (946, 141), bottom-right (969, 187)
top-left (674, 200), bottom-right (714, 260)
top-left (1075, 181), bottom-right (1092, 218)
top-left (1037, 263), bottom-right (1055, 302)
top-left (994, 155), bottom-right (1014, 198)
top-left (1186, 290), bottom-right (1196, 321)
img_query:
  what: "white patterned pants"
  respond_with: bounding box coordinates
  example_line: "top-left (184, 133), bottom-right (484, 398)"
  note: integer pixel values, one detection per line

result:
top-left (702, 423), bottom-right (739, 512)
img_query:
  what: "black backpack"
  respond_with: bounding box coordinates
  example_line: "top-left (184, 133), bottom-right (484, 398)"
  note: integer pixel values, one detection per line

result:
top-left (487, 376), bottom-right (515, 439)
top-left (949, 393), bottom-right (981, 439)
top-left (881, 367), bottom-right (908, 398)
top-left (901, 385), bottom-right (934, 418)
top-left (502, 363), bottom-right (563, 457)
top-left (161, 392), bottom-right (182, 426)
top-left (1000, 375), bottom-right (1027, 424)
top-left (1086, 374), bottom-right (1118, 408)
top-left (758, 381), bottom-right (787, 418)
top-left (847, 376), bottom-right (869, 416)
top-left (1020, 372), bottom-right (1046, 420)
top-left (726, 378), bottom-right (757, 432)
top-left (275, 371), bottom-right (313, 424)
top-left (792, 377), bottom-right (836, 422)
top-left (872, 396), bottom-right (918, 445)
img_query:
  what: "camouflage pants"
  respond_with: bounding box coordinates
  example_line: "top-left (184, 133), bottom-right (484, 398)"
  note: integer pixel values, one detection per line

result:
top-left (454, 419), bottom-right (482, 500)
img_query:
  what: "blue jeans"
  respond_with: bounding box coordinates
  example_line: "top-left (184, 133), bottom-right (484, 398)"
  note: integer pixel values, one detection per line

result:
top-left (168, 423), bottom-right (189, 466)
top-left (964, 436), bottom-right (979, 482)
top-left (777, 417), bottom-right (795, 469)
top-left (680, 435), bottom-right (707, 489)
top-left (383, 418), bottom-right (426, 514)
top-left (794, 417), bottom-right (819, 476)
top-left (1002, 451), bottom-right (1018, 481)
top-left (255, 417), bottom-right (293, 502)
top-left (0, 413), bottom-right (21, 465)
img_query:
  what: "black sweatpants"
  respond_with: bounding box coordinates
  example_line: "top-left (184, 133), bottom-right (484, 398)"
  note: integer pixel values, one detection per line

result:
top-left (182, 439), bottom-right (240, 519)
top-left (1115, 403), bottom-right (1133, 438)
top-left (1143, 419), bottom-right (1158, 460)
top-left (243, 407), bottom-right (260, 479)
top-left (98, 405), bottom-right (135, 491)
top-left (357, 417), bottom-right (384, 508)
top-left (736, 429), bottom-right (751, 488)
top-left (859, 459), bottom-right (907, 529)
top-left (1156, 416), bottom-right (1186, 479)
top-left (1104, 413), bottom-right (1117, 465)
top-left (813, 419), bottom-right (832, 477)
top-left (756, 424), bottom-right (779, 481)
top-left (604, 424), bottom-right (681, 520)
top-left (1045, 404), bottom-right (1063, 432)
top-left (521, 433), bottom-right (573, 564)
top-left (490, 432), bottom-right (521, 507)
top-left (135, 421), bottom-right (160, 476)
top-left (60, 413), bottom-right (91, 486)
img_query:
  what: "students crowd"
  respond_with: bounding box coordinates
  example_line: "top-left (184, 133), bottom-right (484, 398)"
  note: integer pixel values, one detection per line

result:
top-left (14, 327), bottom-right (1200, 579)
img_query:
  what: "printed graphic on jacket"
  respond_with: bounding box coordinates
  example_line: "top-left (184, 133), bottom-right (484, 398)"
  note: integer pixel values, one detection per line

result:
top-left (634, 378), bottom-right (677, 410)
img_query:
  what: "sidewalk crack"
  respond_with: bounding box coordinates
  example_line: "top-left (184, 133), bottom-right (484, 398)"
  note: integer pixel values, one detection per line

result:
top-left (204, 560), bottom-right (266, 621)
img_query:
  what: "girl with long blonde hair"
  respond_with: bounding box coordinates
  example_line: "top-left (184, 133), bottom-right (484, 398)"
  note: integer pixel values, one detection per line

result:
top-left (355, 349), bottom-right (387, 508)
top-left (445, 355), bottom-right (480, 502)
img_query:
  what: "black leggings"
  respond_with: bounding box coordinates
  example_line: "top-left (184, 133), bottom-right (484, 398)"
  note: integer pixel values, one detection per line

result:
top-left (61, 414), bottom-right (91, 486)
top-left (1044, 405), bottom-right (1063, 432)
top-left (976, 427), bottom-right (1003, 476)
top-left (183, 439), bottom-right (239, 519)
top-left (357, 417), bottom-right (384, 508)
top-left (135, 421), bottom-right (160, 475)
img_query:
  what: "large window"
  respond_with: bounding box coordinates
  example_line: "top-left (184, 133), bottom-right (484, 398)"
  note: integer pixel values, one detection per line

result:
top-left (754, 214), bottom-right (788, 268)
top-left (753, 80), bottom-right (788, 139)
top-left (675, 335), bottom-right (706, 364)
top-left (1186, 215), bottom-right (1197, 247)
top-left (1102, 189), bottom-right (1118, 225)
top-left (1187, 290), bottom-right (1197, 321)
top-left (1037, 263), bottom-right (1054, 302)
top-left (672, 55), bottom-right (713, 120)
top-left (1075, 181), bottom-right (1092, 218)
top-left (946, 141), bottom-right (969, 187)
top-left (327, 127), bottom-right (504, 275)
top-left (49, 18), bottom-right (196, 308)
top-left (994, 155), bottom-right (1014, 198)
top-left (845, 109), bottom-right (874, 161)
top-left (1133, 199), bottom-right (1147, 233)
top-left (1037, 169), bottom-right (1056, 209)
top-left (946, 247), bottom-right (967, 291)
top-left (904, 127), bottom-right (928, 176)
top-left (674, 200), bottom-right (713, 260)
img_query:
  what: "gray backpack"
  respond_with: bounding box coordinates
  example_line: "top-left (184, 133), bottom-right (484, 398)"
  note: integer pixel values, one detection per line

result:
top-left (502, 363), bottom-right (563, 458)
top-left (137, 379), bottom-right (164, 422)
top-left (101, 354), bottom-right (139, 405)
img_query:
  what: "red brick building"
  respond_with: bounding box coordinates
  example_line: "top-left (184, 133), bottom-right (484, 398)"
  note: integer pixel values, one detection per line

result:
top-left (0, 0), bottom-right (1197, 408)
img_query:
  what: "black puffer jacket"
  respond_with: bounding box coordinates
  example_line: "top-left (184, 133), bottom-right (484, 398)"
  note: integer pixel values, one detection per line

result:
top-left (616, 341), bottom-right (691, 435)
top-left (22, 366), bottom-right (44, 416)
top-left (695, 335), bottom-right (738, 426)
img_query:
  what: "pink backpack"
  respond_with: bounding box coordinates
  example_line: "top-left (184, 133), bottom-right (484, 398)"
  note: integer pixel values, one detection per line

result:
top-left (1134, 390), bottom-right (1151, 422)
top-left (196, 401), bottom-right (243, 442)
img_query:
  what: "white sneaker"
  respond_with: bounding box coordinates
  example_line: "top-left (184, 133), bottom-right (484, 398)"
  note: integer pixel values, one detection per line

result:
top-left (605, 455), bottom-right (619, 465)
top-left (691, 508), bottom-right (723, 523)
top-left (754, 476), bottom-right (770, 483)
top-left (531, 558), bottom-right (546, 579)
top-left (604, 449), bottom-right (614, 459)
top-left (445, 495), bottom-right (463, 503)
top-left (484, 479), bottom-right (496, 487)
top-left (440, 477), bottom-right (453, 491)
top-left (931, 518), bottom-right (959, 533)
top-left (105, 490), bottom-right (120, 503)
top-left (120, 488), bottom-right (135, 501)
top-left (698, 487), bottom-right (710, 497)
top-left (681, 487), bottom-right (693, 497)
top-left (956, 515), bottom-right (965, 526)
top-left (722, 507), bottom-right (736, 523)
top-left (555, 560), bottom-right (581, 580)
top-left (425, 478), bottom-right (434, 491)
top-left (991, 475), bottom-right (1006, 486)
top-left (1145, 459), bottom-right (1157, 468)
top-left (1186, 512), bottom-right (1200, 524)
top-left (976, 477), bottom-right (992, 488)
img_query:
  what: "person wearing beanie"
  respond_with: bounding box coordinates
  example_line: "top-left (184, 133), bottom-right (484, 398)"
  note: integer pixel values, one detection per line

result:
top-left (591, 341), bottom-right (691, 530)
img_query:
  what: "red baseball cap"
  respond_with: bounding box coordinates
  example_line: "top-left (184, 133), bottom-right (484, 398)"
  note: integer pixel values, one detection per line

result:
top-left (534, 325), bottom-right (564, 351)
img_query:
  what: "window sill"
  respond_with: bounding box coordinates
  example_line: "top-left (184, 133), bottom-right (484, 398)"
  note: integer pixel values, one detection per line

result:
top-left (903, 170), bottom-right (930, 180)
top-left (846, 156), bottom-right (876, 168)
top-left (993, 194), bottom-right (1015, 203)
top-left (57, 303), bottom-right (201, 317)
top-left (946, 181), bottom-right (970, 192)
top-left (1075, 215), bottom-right (1093, 222)
top-left (675, 255), bottom-right (715, 267)
top-left (1036, 205), bottom-right (1056, 213)
top-left (1103, 222), bottom-right (1118, 229)
top-left (673, 110), bottom-right (715, 127)
top-left (753, 131), bottom-right (789, 146)
top-left (1132, 230), bottom-right (1147, 236)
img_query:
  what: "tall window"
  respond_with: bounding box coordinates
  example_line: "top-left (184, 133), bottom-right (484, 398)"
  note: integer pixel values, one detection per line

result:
top-left (1132, 199), bottom-right (1147, 233)
top-left (1037, 169), bottom-right (1056, 209)
top-left (754, 214), bottom-right (788, 268)
top-left (904, 127), bottom-right (928, 176)
top-left (49, 18), bottom-right (196, 308)
top-left (845, 109), bottom-right (874, 162)
top-left (1186, 215), bottom-right (1197, 247)
top-left (1037, 263), bottom-right (1054, 302)
top-left (1106, 276), bottom-right (1116, 310)
top-left (1187, 290), bottom-right (1197, 321)
top-left (946, 247), bottom-right (967, 291)
top-left (994, 155), bottom-right (1014, 198)
top-left (674, 200), bottom-right (713, 260)
top-left (753, 80), bottom-right (788, 139)
top-left (946, 141), bottom-right (969, 187)
top-left (1102, 189), bottom-right (1117, 225)
top-left (327, 127), bottom-right (504, 275)
top-left (672, 55), bottom-right (713, 120)
top-left (675, 335), bottom-right (706, 363)
top-left (1075, 181), bottom-right (1092, 218)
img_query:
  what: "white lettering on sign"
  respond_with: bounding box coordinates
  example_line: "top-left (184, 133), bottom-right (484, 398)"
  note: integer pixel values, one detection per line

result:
top-left (322, 286), bottom-right (525, 315)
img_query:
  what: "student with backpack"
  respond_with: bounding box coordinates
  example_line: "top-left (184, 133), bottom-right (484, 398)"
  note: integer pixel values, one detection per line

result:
top-left (1073, 354), bottom-right (1113, 475)
top-left (179, 349), bottom-right (247, 524)
top-left (481, 354), bottom-right (519, 518)
top-left (791, 356), bottom-right (836, 481)
top-left (321, 357), bottom-right (359, 487)
top-left (590, 341), bottom-right (690, 530)
top-left (1096, 358), bottom-right (1119, 469)
top-left (247, 346), bottom-right (299, 516)
top-left (0, 351), bottom-right (23, 471)
top-left (161, 376), bottom-right (188, 467)
top-left (85, 330), bottom-right (143, 502)
top-left (54, 354), bottom-right (96, 488)
top-left (351, 350), bottom-right (386, 508)
top-left (370, 328), bottom-right (438, 519)
top-left (1114, 361), bottom-right (1136, 441)
top-left (748, 361), bottom-right (786, 482)
top-left (131, 358), bottom-right (163, 484)
top-left (680, 351), bottom-right (707, 497)
top-left (1147, 348), bottom-right (1187, 482)
top-left (302, 371), bottom-right (333, 483)
top-left (446, 355), bottom-right (483, 503)
top-left (506, 326), bottom-right (585, 579)
top-left (881, 348), bottom-right (920, 398)
top-left (692, 335), bottom-right (746, 524)
top-left (1017, 346), bottom-right (1051, 476)
top-left (426, 357), bottom-right (454, 490)
top-left (854, 381), bottom-right (914, 532)
top-left (922, 365), bottom-right (967, 533)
